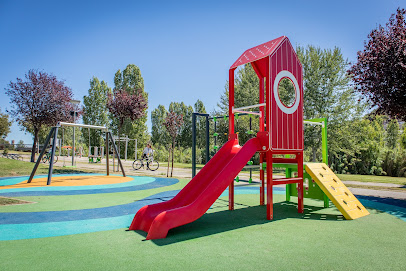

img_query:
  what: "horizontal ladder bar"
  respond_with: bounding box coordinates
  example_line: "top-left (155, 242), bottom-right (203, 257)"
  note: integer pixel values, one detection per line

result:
top-left (58, 122), bottom-right (108, 131)
top-left (304, 120), bottom-right (324, 127)
top-left (271, 177), bottom-right (303, 185)
top-left (233, 103), bottom-right (266, 111)
top-left (232, 109), bottom-right (261, 116)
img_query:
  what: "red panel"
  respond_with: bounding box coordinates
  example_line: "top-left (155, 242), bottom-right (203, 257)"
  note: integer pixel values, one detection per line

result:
top-left (230, 36), bottom-right (285, 69)
top-left (268, 38), bottom-right (303, 151)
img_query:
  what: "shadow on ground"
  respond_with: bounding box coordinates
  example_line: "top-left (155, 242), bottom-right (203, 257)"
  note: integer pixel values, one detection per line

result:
top-left (130, 200), bottom-right (344, 246)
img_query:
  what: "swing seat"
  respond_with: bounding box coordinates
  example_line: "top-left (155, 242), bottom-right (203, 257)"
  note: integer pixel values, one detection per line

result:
top-left (88, 155), bottom-right (102, 163)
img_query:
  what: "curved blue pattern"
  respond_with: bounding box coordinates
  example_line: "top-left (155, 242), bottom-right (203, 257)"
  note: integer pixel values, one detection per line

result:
top-left (0, 185), bottom-right (404, 241)
top-left (0, 190), bottom-right (180, 224)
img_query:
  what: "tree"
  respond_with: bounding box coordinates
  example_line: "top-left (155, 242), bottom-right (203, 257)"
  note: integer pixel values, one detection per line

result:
top-left (0, 108), bottom-right (11, 138)
top-left (107, 88), bottom-right (147, 164)
top-left (83, 77), bottom-right (111, 150)
top-left (296, 45), bottom-right (366, 163)
top-left (113, 64), bottom-right (149, 156)
top-left (169, 102), bottom-right (193, 148)
top-left (194, 99), bottom-right (208, 150)
top-left (386, 118), bottom-right (400, 149)
top-left (5, 70), bottom-right (74, 162)
top-left (401, 125), bottom-right (406, 149)
top-left (348, 8), bottom-right (406, 120)
top-left (163, 111), bottom-right (184, 177)
top-left (218, 64), bottom-right (260, 147)
top-left (151, 105), bottom-right (169, 146)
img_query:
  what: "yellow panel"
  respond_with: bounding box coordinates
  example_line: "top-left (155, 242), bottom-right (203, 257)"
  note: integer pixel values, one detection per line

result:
top-left (305, 163), bottom-right (369, 220)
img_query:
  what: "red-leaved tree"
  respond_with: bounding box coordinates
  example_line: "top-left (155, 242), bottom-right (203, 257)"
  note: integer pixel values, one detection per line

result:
top-left (107, 88), bottom-right (147, 162)
top-left (348, 8), bottom-right (406, 120)
top-left (163, 111), bottom-right (184, 177)
top-left (5, 70), bottom-right (75, 162)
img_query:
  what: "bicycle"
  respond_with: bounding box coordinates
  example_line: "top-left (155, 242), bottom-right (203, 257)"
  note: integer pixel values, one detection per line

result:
top-left (132, 155), bottom-right (159, 171)
top-left (42, 152), bottom-right (58, 164)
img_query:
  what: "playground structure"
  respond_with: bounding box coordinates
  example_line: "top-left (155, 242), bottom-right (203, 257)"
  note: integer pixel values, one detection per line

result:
top-left (28, 122), bottom-right (126, 185)
top-left (129, 36), bottom-right (369, 240)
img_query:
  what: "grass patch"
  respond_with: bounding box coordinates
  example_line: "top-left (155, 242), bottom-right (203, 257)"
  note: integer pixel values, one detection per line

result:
top-left (337, 173), bottom-right (406, 185)
top-left (0, 196), bottom-right (31, 206)
top-left (346, 183), bottom-right (406, 192)
top-left (0, 157), bottom-right (94, 177)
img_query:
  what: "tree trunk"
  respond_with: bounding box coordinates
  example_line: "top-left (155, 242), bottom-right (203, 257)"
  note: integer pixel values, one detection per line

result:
top-left (167, 145), bottom-right (171, 177)
top-left (312, 146), bottom-right (317, 162)
top-left (30, 128), bottom-right (39, 162)
top-left (171, 139), bottom-right (175, 177)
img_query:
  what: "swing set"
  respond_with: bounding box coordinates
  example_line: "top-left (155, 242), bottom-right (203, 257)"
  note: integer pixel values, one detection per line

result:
top-left (28, 122), bottom-right (126, 185)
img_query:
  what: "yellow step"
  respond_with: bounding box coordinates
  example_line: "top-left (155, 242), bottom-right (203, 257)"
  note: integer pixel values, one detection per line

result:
top-left (305, 163), bottom-right (369, 220)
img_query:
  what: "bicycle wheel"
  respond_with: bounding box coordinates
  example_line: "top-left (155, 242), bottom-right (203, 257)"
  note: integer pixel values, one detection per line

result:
top-left (132, 160), bottom-right (143, 170)
top-left (52, 156), bottom-right (58, 164)
top-left (147, 160), bottom-right (159, 171)
top-left (42, 156), bottom-right (48, 163)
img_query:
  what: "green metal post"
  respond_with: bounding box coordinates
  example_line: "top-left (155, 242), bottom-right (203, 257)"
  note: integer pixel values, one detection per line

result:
top-left (285, 168), bottom-right (292, 202)
top-left (192, 113), bottom-right (196, 178)
top-left (321, 117), bottom-right (329, 208)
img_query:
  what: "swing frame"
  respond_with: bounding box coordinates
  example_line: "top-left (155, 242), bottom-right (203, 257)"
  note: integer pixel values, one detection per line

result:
top-left (27, 122), bottom-right (126, 185)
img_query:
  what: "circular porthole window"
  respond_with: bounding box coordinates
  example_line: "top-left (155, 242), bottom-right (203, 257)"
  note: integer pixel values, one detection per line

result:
top-left (273, 71), bottom-right (300, 114)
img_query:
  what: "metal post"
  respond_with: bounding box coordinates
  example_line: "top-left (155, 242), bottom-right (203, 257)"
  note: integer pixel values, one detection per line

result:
top-left (108, 132), bottom-right (126, 177)
top-left (125, 136), bottom-right (128, 161)
top-left (259, 77), bottom-right (265, 132)
top-left (47, 126), bottom-right (59, 185)
top-left (229, 177), bottom-right (234, 211)
top-left (322, 118), bottom-right (329, 208)
top-left (297, 152), bottom-right (304, 213)
top-left (205, 115), bottom-right (209, 163)
top-left (28, 127), bottom-right (55, 183)
top-left (135, 139), bottom-right (137, 160)
top-left (259, 153), bottom-right (264, 205)
top-left (72, 125), bottom-right (75, 166)
top-left (214, 118), bottom-right (217, 154)
top-left (229, 68), bottom-right (235, 135)
top-left (192, 113), bottom-right (196, 178)
top-left (106, 132), bottom-right (109, 176)
top-left (88, 128), bottom-right (91, 157)
top-left (266, 151), bottom-right (273, 220)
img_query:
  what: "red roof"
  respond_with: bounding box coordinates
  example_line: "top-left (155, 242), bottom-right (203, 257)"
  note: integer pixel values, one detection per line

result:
top-left (230, 36), bottom-right (286, 69)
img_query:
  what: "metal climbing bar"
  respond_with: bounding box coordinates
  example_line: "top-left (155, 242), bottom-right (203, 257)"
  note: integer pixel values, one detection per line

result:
top-left (58, 122), bottom-right (108, 131)
top-left (232, 103), bottom-right (266, 112)
top-left (304, 120), bottom-right (323, 126)
top-left (232, 109), bottom-right (261, 116)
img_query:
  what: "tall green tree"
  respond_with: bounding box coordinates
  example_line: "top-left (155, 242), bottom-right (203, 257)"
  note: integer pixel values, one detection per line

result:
top-left (82, 77), bottom-right (111, 151)
top-left (401, 125), bottom-right (406, 149)
top-left (0, 108), bottom-right (11, 138)
top-left (194, 99), bottom-right (208, 150)
top-left (113, 64), bottom-right (149, 157)
top-left (386, 118), bottom-right (400, 149)
top-left (169, 102), bottom-right (193, 148)
top-left (218, 64), bottom-right (260, 148)
top-left (151, 105), bottom-right (169, 146)
top-left (296, 45), bottom-right (367, 163)
top-left (218, 64), bottom-right (259, 113)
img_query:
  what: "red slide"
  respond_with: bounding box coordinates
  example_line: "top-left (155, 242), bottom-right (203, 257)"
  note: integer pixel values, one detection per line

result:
top-left (129, 137), bottom-right (260, 240)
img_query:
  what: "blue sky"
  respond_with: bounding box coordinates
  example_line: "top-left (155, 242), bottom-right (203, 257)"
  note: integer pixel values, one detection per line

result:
top-left (0, 0), bottom-right (403, 144)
